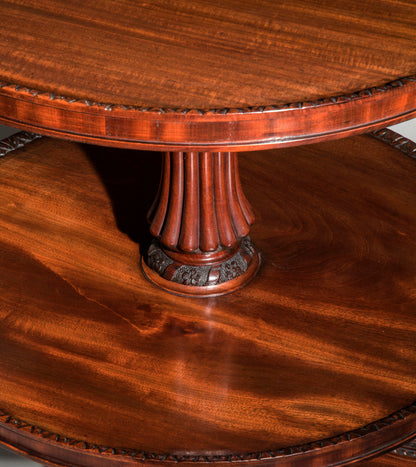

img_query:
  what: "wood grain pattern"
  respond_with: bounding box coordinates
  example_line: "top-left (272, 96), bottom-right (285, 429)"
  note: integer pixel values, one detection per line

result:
top-left (2, 0), bottom-right (416, 109)
top-left (0, 133), bottom-right (416, 465)
top-left (360, 453), bottom-right (416, 466)
top-left (1, 2), bottom-right (416, 149)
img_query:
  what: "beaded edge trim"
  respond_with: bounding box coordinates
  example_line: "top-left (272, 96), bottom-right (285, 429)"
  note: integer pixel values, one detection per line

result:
top-left (1, 75), bottom-right (416, 115)
top-left (1, 403), bottom-right (415, 463)
top-left (0, 132), bottom-right (41, 157)
top-left (392, 438), bottom-right (416, 459)
top-left (0, 129), bottom-right (415, 462)
top-left (371, 127), bottom-right (416, 160)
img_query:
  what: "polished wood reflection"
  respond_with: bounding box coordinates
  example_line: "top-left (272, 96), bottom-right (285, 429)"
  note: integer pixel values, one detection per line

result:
top-left (145, 150), bottom-right (258, 296)
top-left (0, 134), bottom-right (415, 465)
top-left (1, 2), bottom-right (416, 150)
top-left (2, 0), bottom-right (416, 109)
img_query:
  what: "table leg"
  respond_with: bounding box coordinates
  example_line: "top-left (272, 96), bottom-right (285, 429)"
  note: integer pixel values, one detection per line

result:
top-left (141, 150), bottom-right (261, 296)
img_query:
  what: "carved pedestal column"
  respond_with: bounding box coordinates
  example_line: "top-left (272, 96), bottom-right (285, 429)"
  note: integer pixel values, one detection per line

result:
top-left (141, 151), bottom-right (260, 296)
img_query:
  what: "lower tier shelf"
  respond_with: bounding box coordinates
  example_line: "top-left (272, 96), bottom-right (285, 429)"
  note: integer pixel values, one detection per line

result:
top-left (0, 132), bottom-right (415, 466)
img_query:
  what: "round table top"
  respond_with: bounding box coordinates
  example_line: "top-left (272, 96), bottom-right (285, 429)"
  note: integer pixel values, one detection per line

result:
top-left (1, 0), bottom-right (416, 150)
top-left (1, 131), bottom-right (416, 466)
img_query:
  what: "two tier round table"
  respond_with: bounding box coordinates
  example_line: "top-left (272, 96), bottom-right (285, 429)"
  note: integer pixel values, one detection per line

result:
top-left (0, 1), bottom-right (416, 466)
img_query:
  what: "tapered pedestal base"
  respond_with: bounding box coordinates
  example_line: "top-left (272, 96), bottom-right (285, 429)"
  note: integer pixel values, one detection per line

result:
top-left (144, 151), bottom-right (259, 296)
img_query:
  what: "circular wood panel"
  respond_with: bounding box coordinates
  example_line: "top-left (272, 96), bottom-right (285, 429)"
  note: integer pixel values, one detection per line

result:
top-left (0, 133), bottom-right (415, 465)
top-left (1, 0), bottom-right (416, 109)
top-left (1, 1), bottom-right (416, 148)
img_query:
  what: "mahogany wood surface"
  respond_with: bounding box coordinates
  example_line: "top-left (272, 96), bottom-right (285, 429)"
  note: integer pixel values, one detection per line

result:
top-left (2, 0), bottom-right (416, 109)
top-left (361, 454), bottom-right (416, 466)
top-left (1, 1), bottom-right (416, 149)
top-left (143, 150), bottom-right (260, 296)
top-left (0, 133), bottom-right (416, 466)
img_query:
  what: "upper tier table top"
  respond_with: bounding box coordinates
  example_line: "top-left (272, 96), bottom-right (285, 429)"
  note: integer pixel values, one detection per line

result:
top-left (1, 0), bottom-right (416, 150)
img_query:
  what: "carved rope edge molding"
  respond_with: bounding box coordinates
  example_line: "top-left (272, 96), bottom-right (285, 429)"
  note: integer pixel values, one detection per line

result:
top-left (1, 402), bottom-right (415, 463)
top-left (0, 74), bottom-right (415, 115)
top-left (0, 132), bottom-right (41, 157)
top-left (371, 127), bottom-right (416, 160)
top-left (392, 438), bottom-right (416, 459)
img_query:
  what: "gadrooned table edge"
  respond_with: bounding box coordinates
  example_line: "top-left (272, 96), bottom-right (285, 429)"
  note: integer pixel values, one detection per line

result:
top-left (0, 402), bottom-right (415, 466)
top-left (1, 76), bottom-right (416, 151)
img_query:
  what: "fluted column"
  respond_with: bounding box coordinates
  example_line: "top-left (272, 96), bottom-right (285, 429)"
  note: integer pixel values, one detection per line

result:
top-left (141, 151), bottom-right (260, 296)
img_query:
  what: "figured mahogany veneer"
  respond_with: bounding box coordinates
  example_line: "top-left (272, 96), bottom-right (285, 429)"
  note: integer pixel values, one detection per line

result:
top-left (4, 0), bottom-right (416, 110)
top-left (360, 452), bottom-right (416, 466)
top-left (3, 0), bottom-right (416, 294)
top-left (1, 0), bottom-right (416, 464)
top-left (0, 132), bottom-right (416, 466)
top-left (1, 1), bottom-right (416, 150)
